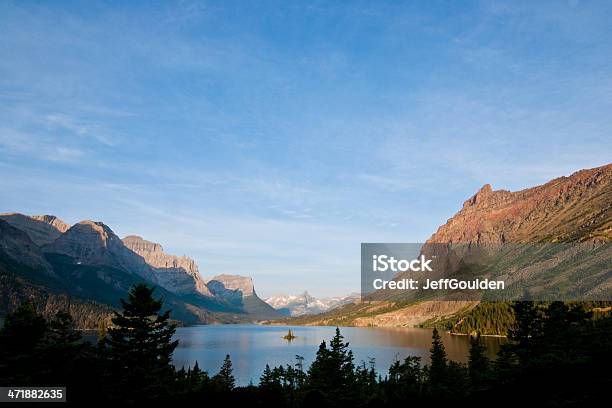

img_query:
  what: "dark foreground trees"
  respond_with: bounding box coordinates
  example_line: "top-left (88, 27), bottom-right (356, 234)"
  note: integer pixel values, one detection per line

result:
top-left (1, 288), bottom-right (610, 406)
top-left (104, 284), bottom-right (179, 401)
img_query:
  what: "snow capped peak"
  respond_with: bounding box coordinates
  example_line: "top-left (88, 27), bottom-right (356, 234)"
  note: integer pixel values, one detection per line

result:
top-left (265, 292), bottom-right (359, 316)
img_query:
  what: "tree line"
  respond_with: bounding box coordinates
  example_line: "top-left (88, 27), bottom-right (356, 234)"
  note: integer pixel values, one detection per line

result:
top-left (0, 284), bottom-right (610, 406)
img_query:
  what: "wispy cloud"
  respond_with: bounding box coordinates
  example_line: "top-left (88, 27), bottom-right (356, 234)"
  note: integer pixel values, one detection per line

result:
top-left (0, 127), bottom-right (86, 163)
top-left (1, 1), bottom-right (611, 296)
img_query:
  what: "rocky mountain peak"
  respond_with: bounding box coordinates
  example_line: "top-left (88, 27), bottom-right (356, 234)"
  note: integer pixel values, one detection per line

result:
top-left (0, 219), bottom-right (56, 277)
top-left (265, 291), bottom-right (360, 316)
top-left (31, 215), bottom-right (70, 233)
top-left (123, 235), bottom-right (162, 253)
top-left (0, 213), bottom-right (70, 246)
top-left (461, 184), bottom-right (513, 211)
top-left (43, 220), bottom-right (157, 282)
top-left (122, 234), bottom-right (211, 297)
top-left (56, 220), bottom-right (127, 253)
top-left (207, 274), bottom-right (255, 297)
top-left (206, 274), bottom-right (281, 319)
top-left (463, 184), bottom-right (491, 206)
top-left (72, 220), bottom-right (117, 243)
top-left (300, 291), bottom-right (315, 303)
top-left (429, 163), bottom-right (612, 244)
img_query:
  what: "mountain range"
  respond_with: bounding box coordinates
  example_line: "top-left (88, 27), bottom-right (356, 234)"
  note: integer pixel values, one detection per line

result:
top-left (2, 163), bottom-right (610, 329)
top-left (0, 213), bottom-right (281, 327)
top-left (265, 291), bottom-right (360, 316)
top-left (284, 163), bottom-right (611, 327)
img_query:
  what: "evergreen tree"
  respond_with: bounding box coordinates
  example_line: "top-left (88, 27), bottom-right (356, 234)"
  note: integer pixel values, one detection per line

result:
top-left (468, 334), bottom-right (489, 387)
top-left (47, 311), bottom-right (82, 348)
top-left (508, 301), bottom-right (541, 365)
top-left (492, 344), bottom-right (519, 383)
top-left (355, 358), bottom-right (377, 401)
top-left (307, 328), bottom-right (357, 403)
top-left (329, 327), bottom-right (355, 385)
top-left (39, 310), bottom-right (87, 384)
top-left (274, 365), bottom-right (286, 387)
top-left (294, 355), bottom-right (306, 387)
top-left (428, 328), bottom-right (447, 385)
top-left (445, 361), bottom-right (469, 396)
top-left (0, 301), bottom-right (47, 353)
top-left (260, 364), bottom-right (273, 387)
top-left (191, 361), bottom-right (211, 392)
top-left (388, 356), bottom-right (422, 398)
top-left (0, 301), bottom-right (47, 385)
top-left (213, 354), bottom-right (235, 391)
top-left (104, 284), bottom-right (178, 401)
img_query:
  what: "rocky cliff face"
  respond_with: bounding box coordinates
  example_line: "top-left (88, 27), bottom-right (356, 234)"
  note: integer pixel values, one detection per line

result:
top-left (0, 219), bottom-right (56, 277)
top-left (0, 213), bottom-right (70, 246)
top-left (0, 214), bottom-right (282, 325)
top-left (122, 235), bottom-right (212, 297)
top-left (428, 164), bottom-right (611, 244)
top-left (208, 274), bottom-right (255, 297)
top-left (208, 274), bottom-right (281, 319)
top-left (42, 220), bottom-right (157, 283)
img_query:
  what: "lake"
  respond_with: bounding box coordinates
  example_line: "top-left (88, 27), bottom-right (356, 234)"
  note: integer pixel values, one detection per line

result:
top-left (172, 325), bottom-right (506, 386)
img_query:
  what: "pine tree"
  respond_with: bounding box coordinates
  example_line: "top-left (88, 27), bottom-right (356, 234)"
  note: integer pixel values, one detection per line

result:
top-left (0, 301), bottom-right (47, 353)
top-left (329, 327), bottom-right (355, 386)
top-left (428, 328), bottom-right (447, 386)
top-left (307, 328), bottom-right (356, 403)
top-left (104, 284), bottom-right (178, 401)
top-left (508, 301), bottom-right (541, 365)
top-left (307, 340), bottom-right (331, 390)
top-left (47, 311), bottom-right (82, 348)
top-left (38, 310), bottom-right (87, 384)
top-left (0, 301), bottom-right (48, 384)
top-left (468, 334), bottom-right (489, 387)
top-left (213, 354), bottom-right (235, 391)
top-left (259, 364), bottom-right (275, 388)
top-left (294, 354), bottom-right (306, 387)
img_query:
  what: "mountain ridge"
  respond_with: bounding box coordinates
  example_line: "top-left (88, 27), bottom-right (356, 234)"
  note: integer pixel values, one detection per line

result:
top-left (207, 274), bottom-right (281, 319)
top-left (429, 164), bottom-right (611, 244)
top-left (0, 214), bottom-right (280, 326)
top-left (265, 291), bottom-right (360, 316)
top-left (0, 213), bottom-right (70, 246)
top-left (281, 163), bottom-right (611, 327)
top-left (122, 235), bottom-right (213, 297)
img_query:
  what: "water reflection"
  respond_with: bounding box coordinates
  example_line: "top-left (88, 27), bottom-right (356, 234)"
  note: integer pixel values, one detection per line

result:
top-left (172, 325), bottom-right (505, 386)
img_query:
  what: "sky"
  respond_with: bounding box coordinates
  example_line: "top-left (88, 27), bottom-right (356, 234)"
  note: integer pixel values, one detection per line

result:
top-left (1, 0), bottom-right (611, 298)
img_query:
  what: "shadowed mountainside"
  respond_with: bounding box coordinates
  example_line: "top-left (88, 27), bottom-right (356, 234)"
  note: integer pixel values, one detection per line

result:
top-left (207, 274), bottom-right (282, 320)
top-left (0, 213), bottom-right (69, 246)
top-left (0, 215), bottom-right (281, 326)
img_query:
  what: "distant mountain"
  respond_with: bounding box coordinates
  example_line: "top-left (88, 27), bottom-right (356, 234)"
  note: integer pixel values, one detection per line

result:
top-left (122, 235), bottom-right (213, 297)
top-left (43, 220), bottom-right (158, 283)
top-left (284, 163), bottom-right (612, 327)
top-left (0, 219), bottom-right (56, 279)
top-left (207, 274), bottom-right (282, 320)
top-left (0, 213), bottom-right (282, 326)
top-left (265, 291), bottom-right (359, 316)
top-left (0, 213), bottom-right (69, 246)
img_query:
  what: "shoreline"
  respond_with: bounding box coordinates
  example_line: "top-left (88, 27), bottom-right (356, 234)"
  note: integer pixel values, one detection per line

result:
top-left (448, 331), bottom-right (507, 338)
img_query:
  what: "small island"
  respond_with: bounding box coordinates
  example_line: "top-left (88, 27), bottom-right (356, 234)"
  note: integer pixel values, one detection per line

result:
top-left (283, 329), bottom-right (296, 341)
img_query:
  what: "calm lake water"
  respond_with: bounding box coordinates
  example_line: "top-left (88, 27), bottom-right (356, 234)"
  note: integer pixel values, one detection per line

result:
top-left (172, 325), bottom-right (506, 386)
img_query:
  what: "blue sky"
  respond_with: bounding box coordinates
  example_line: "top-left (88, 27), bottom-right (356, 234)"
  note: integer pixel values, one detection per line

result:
top-left (1, 0), bottom-right (611, 297)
